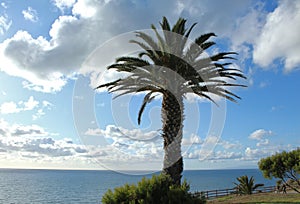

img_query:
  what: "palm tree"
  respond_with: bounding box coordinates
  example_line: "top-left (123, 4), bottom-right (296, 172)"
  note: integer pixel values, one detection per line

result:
top-left (96, 17), bottom-right (246, 185)
top-left (234, 175), bottom-right (264, 195)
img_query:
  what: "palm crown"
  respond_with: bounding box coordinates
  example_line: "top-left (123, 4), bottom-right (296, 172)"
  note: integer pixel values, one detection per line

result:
top-left (97, 17), bottom-right (246, 185)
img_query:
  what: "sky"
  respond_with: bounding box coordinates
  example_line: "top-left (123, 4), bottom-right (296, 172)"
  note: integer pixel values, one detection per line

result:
top-left (0, 0), bottom-right (299, 172)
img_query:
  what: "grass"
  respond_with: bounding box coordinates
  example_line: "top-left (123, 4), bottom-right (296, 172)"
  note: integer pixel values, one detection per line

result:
top-left (208, 192), bottom-right (300, 203)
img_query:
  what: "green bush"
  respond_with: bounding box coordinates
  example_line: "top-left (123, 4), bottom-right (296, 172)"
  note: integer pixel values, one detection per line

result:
top-left (234, 175), bottom-right (264, 195)
top-left (102, 174), bottom-right (206, 204)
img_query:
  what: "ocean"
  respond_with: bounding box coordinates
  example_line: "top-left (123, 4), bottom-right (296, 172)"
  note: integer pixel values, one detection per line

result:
top-left (0, 168), bottom-right (275, 203)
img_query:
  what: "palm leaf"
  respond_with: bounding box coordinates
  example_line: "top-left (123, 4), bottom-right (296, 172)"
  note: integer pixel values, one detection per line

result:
top-left (160, 16), bottom-right (171, 31)
top-left (95, 79), bottom-right (121, 90)
top-left (138, 91), bottom-right (157, 125)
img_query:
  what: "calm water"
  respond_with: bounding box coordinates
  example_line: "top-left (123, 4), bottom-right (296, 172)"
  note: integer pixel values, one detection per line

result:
top-left (0, 168), bottom-right (275, 203)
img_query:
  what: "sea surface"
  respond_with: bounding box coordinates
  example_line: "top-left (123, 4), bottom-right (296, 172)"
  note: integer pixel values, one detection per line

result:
top-left (0, 168), bottom-right (276, 203)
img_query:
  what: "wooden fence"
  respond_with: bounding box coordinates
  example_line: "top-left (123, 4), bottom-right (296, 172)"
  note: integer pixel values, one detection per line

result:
top-left (194, 186), bottom-right (276, 200)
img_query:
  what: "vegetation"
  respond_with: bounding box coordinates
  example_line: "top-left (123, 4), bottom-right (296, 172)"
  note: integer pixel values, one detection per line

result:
top-left (234, 175), bottom-right (264, 195)
top-left (258, 148), bottom-right (300, 193)
top-left (102, 174), bottom-right (206, 204)
top-left (208, 192), bottom-right (300, 203)
top-left (97, 16), bottom-right (246, 185)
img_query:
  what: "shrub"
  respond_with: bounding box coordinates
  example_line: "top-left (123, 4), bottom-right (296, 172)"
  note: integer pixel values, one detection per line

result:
top-left (234, 175), bottom-right (264, 195)
top-left (102, 174), bottom-right (206, 204)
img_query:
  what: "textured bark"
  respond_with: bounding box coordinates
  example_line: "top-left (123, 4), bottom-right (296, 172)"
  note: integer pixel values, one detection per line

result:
top-left (161, 90), bottom-right (184, 186)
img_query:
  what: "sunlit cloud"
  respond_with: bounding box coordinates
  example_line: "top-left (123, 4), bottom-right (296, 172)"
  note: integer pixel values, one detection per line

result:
top-left (0, 14), bottom-right (12, 35)
top-left (22, 7), bottom-right (39, 22)
top-left (249, 129), bottom-right (272, 140)
top-left (253, 0), bottom-right (300, 72)
top-left (0, 96), bottom-right (39, 114)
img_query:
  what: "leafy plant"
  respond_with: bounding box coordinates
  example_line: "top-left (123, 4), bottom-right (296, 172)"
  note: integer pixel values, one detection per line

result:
top-left (234, 175), bottom-right (264, 195)
top-left (258, 148), bottom-right (300, 193)
top-left (102, 174), bottom-right (206, 204)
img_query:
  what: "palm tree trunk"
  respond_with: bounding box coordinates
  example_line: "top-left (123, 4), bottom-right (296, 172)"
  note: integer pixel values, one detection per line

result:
top-left (161, 90), bottom-right (184, 186)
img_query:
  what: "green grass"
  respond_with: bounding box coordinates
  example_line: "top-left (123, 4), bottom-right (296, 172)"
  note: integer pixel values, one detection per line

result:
top-left (208, 192), bottom-right (300, 203)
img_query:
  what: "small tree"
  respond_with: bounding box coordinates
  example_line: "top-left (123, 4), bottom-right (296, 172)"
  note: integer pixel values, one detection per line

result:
top-left (258, 148), bottom-right (300, 193)
top-left (234, 175), bottom-right (264, 195)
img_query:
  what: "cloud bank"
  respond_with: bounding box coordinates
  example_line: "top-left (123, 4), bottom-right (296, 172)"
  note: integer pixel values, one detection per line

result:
top-left (0, 0), bottom-right (298, 93)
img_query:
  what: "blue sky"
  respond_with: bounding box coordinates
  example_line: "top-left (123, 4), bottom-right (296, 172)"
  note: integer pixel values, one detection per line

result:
top-left (0, 0), bottom-right (299, 171)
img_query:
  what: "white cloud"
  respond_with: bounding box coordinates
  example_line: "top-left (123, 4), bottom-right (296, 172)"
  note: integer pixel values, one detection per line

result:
top-left (0, 14), bottom-right (12, 35)
top-left (256, 139), bottom-right (269, 147)
top-left (42, 100), bottom-right (53, 108)
top-left (32, 100), bottom-right (52, 120)
top-left (0, 101), bottom-right (20, 114)
top-left (182, 133), bottom-right (203, 146)
top-left (22, 7), bottom-right (39, 22)
top-left (0, 96), bottom-right (39, 114)
top-left (52, 0), bottom-right (76, 11)
top-left (176, 0), bottom-right (252, 37)
top-left (32, 109), bottom-right (45, 121)
top-left (231, 4), bottom-right (266, 48)
top-left (23, 96), bottom-right (39, 110)
top-left (11, 124), bottom-right (48, 137)
top-left (185, 140), bottom-right (294, 163)
top-left (0, 0), bottom-right (296, 96)
top-left (230, 3), bottom-right (267, 65)
top-left (184, 136), bottom-right (242, 161)
top-left (0, 118), bottom-right (296, 169)
top-left (84, 127), bottom-right (103, 136)
top-left (249, 129), bottom-right (272, 140)
top-left (248, 129), bottom-right (275, 148)
top-left (244, 147), bottom-right (264, 160)
top-left (187, 148), bottom-right (242, 161)
top-left (0, 135), bottom-right (88, 157)
top-left (85, 125), bottom-right (160, 143)
top-left (219, 140), bottom-right (242, 150)
top-left (243, 146), bottom-right (283, 161)
top-left (0, 0), bottom-right (256, 93)
top-left (84, 125), bottom-right (164, 166)
top-left (0, 118), bottom-right (90, 160)
top-left (0, 118), bottom-right (48, 137)
top-left (253, 0), bottom-right (300, 72)
top-left (0, 30), bottom-right (68, 92)
top-left (1, 2), bottom-right (8, 9)
top-left (72, 0), bottom-right (97, 18)
top-left (1, 121), bottom-right (162, 170)
top-left (0, 96), bottom-right (51, 120)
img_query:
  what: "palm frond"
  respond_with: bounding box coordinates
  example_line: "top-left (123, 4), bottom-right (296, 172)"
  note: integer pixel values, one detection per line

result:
top-left (151, 24), bottom-right (167, 53)
top-left (184, 23), bottom-right (197, 39)
top-left (195, 33), bottom-right (217, 45)
top-left (138, 91), bottom-right (157, 125)
top-left (95, 79), bottom-right (121, 90)
top-left (200, 41), bottom-right (216, 50)
top-left (134, 31), bottom-right (160, 51)
top-left (184, 33), bottom-right (216, 62)
top-left (96, 17), bottom-right (247, 122)
top-left (115, 56), bottom-right (150, 65)
top-left (171, 18), bottom-right (187, 35)
top-left (160, 16), bottom-right (171, 31)
top-left (210, 52), bottom-right (237, 61)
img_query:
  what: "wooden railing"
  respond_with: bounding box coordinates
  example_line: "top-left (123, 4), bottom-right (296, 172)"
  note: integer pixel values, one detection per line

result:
top-left (193, 186), bottom-right (277, 200)
top-left (253, 185), bottom-right (276, 194)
